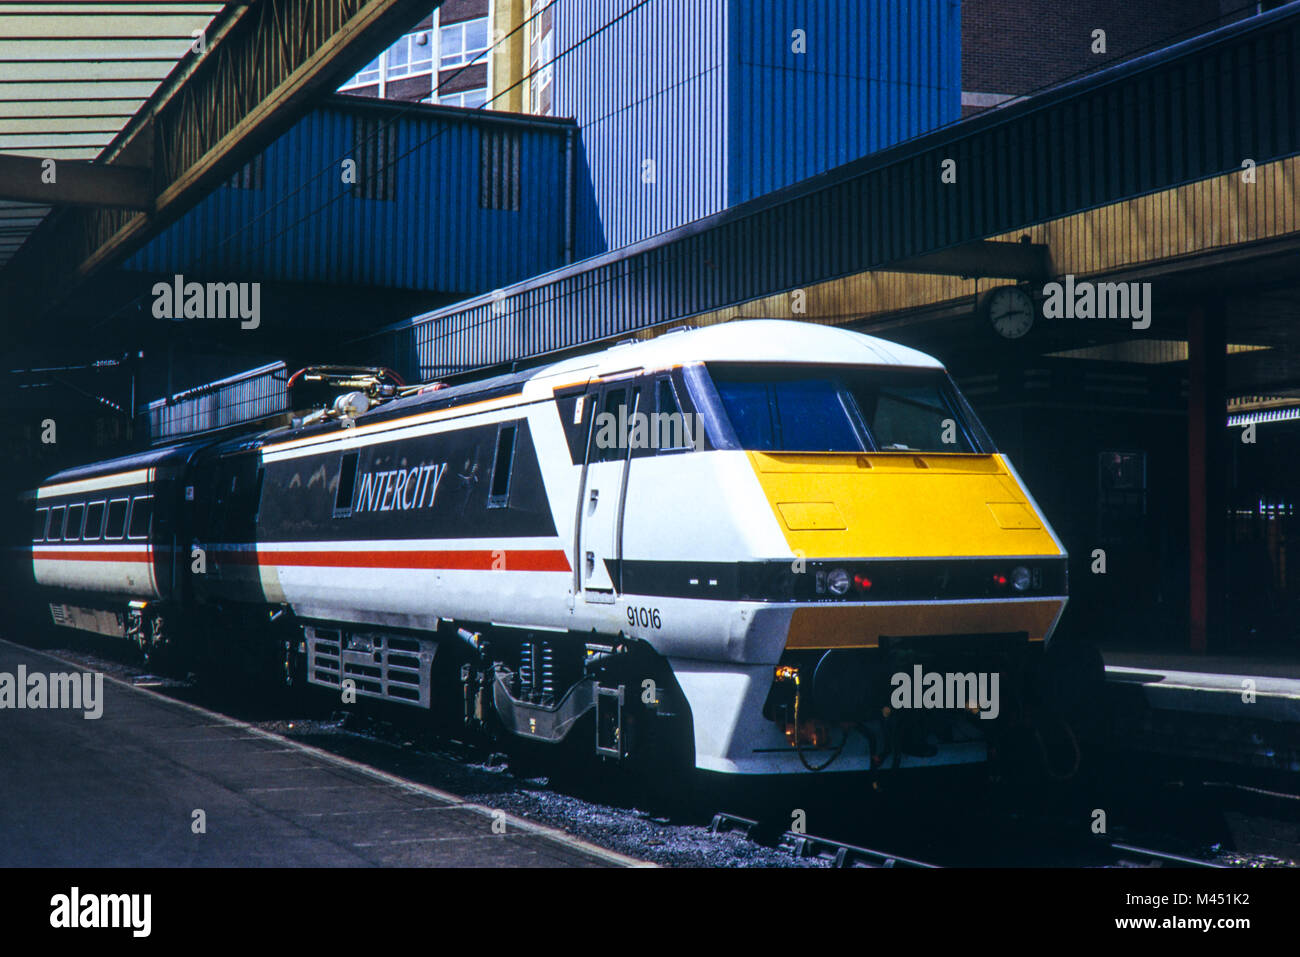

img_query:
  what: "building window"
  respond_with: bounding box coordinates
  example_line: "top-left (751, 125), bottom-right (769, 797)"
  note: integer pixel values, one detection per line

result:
top-left (440, 17), bottom-right (489, 69)
top-left (409, 31), bottom-right (434, 74)
top-left (339, 29), bottom-right (434, 90)
top-left (353, 117), bottom-right (398, 201)
top-left (479, 129), bottom-right (521, 210)
top-left (350, 55), bottom-right (381, 88)
top-left (385, 31), bottom-right (435, 79)
top-left (438, 88), bottom-right (488, 109)
top-left (527, 0), bottom-right (555, 115)
top-left (388, 35), bottom-right (411, 77)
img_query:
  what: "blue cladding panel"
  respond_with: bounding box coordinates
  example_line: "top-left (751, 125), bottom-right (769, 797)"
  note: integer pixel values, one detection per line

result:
top-left (551, 0), bottom-right (959, 251)
top-left (398, 5), bottom-right (1300, 379)
top-left (147, 362), bottom-right (288, 442)
top-left (726, 0), bottom-right (961, 205)
top-left (124, 99), bottom-right (575, 295)
top-left (552, 0), bottom-right (729, 254)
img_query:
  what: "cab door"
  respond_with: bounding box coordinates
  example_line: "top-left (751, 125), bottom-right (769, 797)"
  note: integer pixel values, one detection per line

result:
top-left (576, 380), bottom-right (639, 603)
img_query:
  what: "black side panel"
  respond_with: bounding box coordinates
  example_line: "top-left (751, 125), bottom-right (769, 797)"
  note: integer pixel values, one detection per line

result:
top-left (257, 417), bottom-right (558, 543)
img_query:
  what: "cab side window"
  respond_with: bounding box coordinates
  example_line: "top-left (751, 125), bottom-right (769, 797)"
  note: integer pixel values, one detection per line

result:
top-left (654, 375), bottom-right (695, 453)
top-left (590, 387), bottom-right (632, 463)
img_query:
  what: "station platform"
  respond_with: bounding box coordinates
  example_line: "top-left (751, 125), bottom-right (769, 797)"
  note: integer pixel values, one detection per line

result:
top-left (0, 640), bottom-right (641, 867)
top-left (1102, 648), bottom-right (1300, 771)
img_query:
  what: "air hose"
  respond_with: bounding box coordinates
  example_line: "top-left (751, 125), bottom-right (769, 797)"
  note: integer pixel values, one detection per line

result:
top-left (790, 669), bottom-right (848, 772)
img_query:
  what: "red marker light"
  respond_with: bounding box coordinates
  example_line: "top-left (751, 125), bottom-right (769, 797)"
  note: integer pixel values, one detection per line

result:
top-left (993, 574), bottom-right (1008, 587)
top-left (853, 574), bottom-right (873, 591)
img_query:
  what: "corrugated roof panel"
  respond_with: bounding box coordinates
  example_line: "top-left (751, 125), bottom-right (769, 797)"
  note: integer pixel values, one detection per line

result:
top-left (401, 5), bottom-right (1300, 379)
top-left (122, 98), bottom-right (576, 295)
top-left (0, 2), bottom-right (226, 266)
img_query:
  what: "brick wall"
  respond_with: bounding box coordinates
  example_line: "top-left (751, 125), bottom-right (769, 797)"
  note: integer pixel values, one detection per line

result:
top-left (962, 0), bottom-right (1230, 106)
top-left (440, 0), bottom-right (488, 26)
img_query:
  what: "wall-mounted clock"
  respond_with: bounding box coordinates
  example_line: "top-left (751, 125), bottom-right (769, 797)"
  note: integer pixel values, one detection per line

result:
top-left (980, 285), bottom-right (1035, 340)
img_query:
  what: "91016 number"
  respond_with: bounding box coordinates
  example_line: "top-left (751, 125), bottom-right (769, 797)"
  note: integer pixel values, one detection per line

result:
top-left (626, 606), bottom-right (661, 629)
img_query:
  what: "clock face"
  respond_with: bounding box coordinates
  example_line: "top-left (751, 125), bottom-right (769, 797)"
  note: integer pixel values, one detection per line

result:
top-left (986, 286), bottom-right (1035, 339)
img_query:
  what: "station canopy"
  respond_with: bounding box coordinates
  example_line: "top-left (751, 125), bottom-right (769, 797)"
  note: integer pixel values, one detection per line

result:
top-left (0, 1), bottom-right (226, 268)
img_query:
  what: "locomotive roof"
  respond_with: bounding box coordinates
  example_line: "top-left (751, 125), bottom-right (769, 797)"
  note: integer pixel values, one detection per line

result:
top-left (353, 367), bottom-right (537, 425)
top-left (36, 439), bottom-right (210, 488)
top-left (367, 320), bottom-right (943, 416)
top-left (30, 322), bottom-right (948, 486)
top-left (262, 320), bottom-right (947, 441)
top-left (523, 319), bottom-right (944, 387)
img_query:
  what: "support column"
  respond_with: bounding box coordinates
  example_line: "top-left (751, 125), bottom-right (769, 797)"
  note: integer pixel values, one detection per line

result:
top-left (1187, 296), bottom-right (1227, 653)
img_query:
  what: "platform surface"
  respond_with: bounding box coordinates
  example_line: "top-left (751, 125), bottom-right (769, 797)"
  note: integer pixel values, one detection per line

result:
top-left (0, 640), bottom-right (637, 867)
top-left (1104, 649), bottom-right (1300, 722)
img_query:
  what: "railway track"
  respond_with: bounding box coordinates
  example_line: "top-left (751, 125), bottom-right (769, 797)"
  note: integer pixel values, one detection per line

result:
top-left (709, 811), bottom-right (1226, 869)
top-left (709, 811), bottom-right (940, 868)
top-left (1106, 842), bottom-right (1224, 868)
top-left (13, 637), bottom-right (1277, 869)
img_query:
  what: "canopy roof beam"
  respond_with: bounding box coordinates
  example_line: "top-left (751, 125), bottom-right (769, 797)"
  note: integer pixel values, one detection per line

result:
top-left (0, 0), bottom-right (437, 325)
top-left (0, 153), bottom-right (151, 209)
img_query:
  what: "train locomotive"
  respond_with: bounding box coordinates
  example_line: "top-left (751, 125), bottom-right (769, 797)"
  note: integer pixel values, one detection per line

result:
top-left (18, 320), bottom-right (1088, 778)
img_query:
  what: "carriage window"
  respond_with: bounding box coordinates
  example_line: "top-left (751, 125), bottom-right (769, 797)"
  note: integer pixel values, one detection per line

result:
top-left (334, 453), bottom-right (358, 518)
top-left (488, 423), bottom-right (517, 508)
top-left (127, 495), bottom-right (154, 540)
top-left (47, 505), bottom-right (65, 541)
top-left (64, 504), bottom-right (85, 541)
top-left (83, 501), bottom-right (106, 541)
top-left (32, 507), bottom-right (48, 542)
top-left (104, 498), bottom-right (128, 539)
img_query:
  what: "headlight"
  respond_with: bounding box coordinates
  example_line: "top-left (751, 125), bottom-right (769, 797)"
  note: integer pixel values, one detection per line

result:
top-left (826, 568), bottom-right (851, 596)
top-left (1011, 565), bottom-right (1031, 592)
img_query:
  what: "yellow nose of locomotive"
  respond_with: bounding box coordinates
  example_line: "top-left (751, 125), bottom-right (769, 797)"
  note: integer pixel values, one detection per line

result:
top-left (748, 450), bottom-right (1067, 649)
top-left (751, 450), bottom-right (1060, 558)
